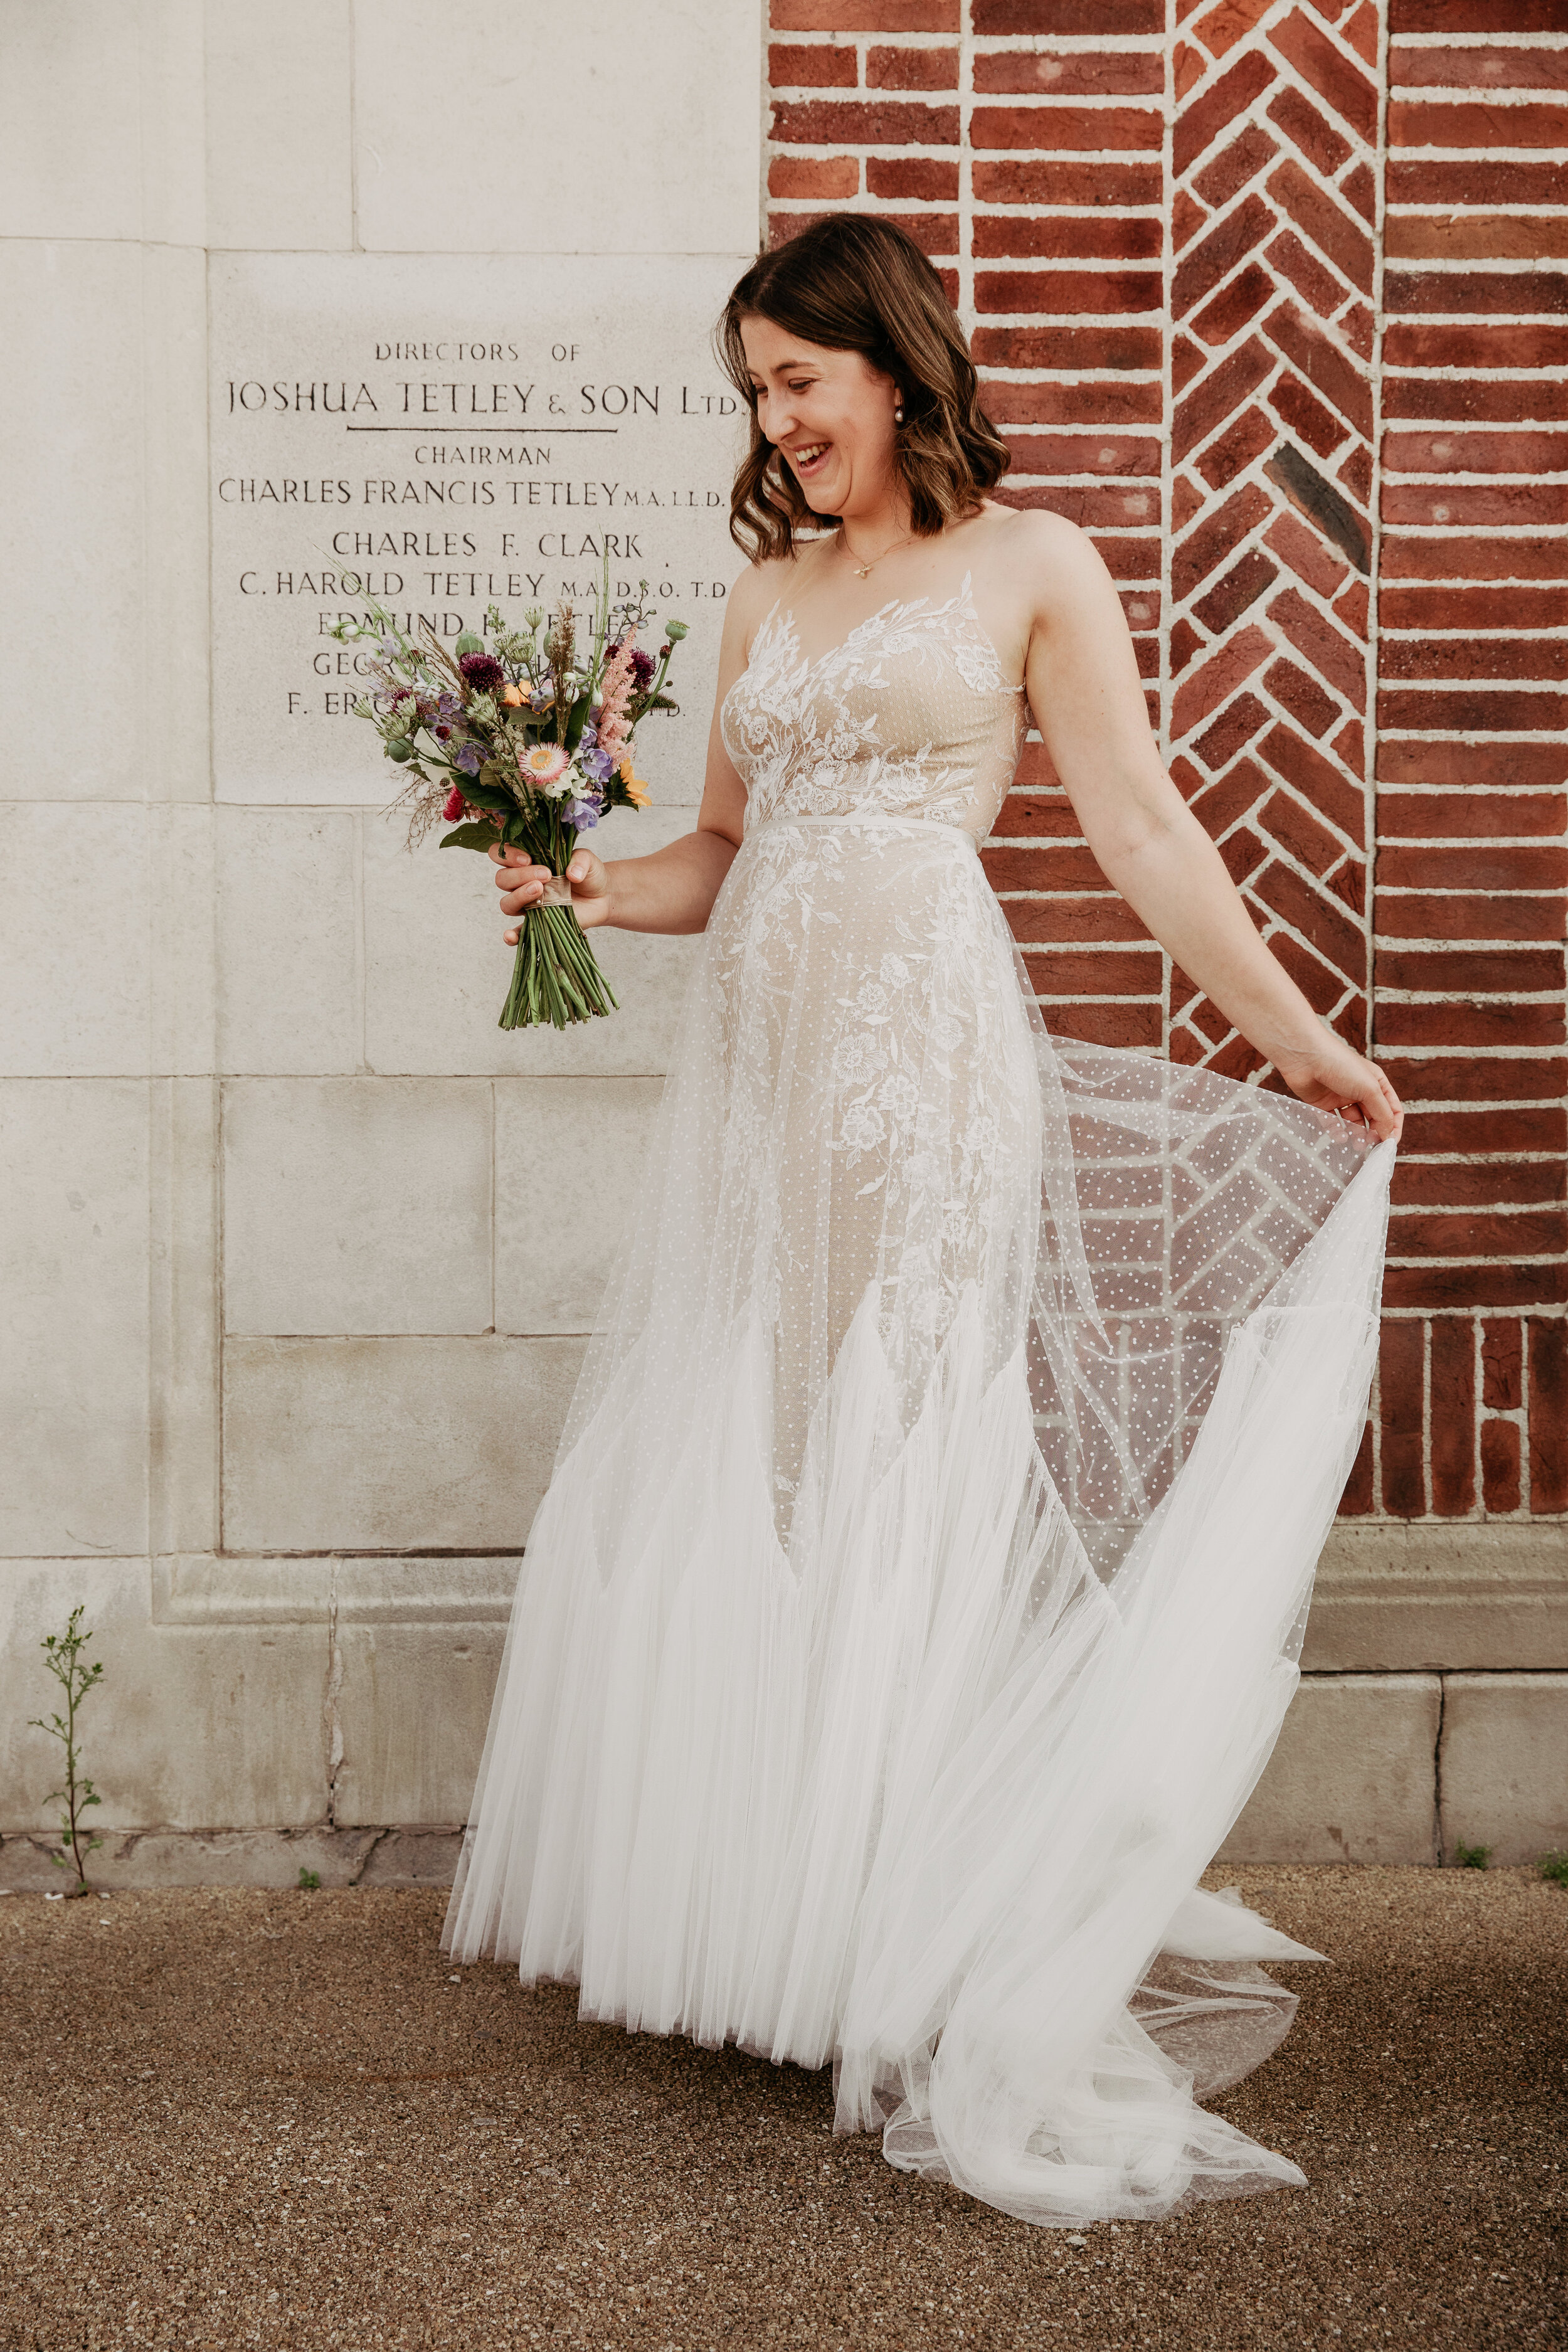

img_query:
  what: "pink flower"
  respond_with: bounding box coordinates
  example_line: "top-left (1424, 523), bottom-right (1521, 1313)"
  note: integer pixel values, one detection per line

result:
top-left (596, 631), bottom-right (639, 766)
top-left (521, 741), bottom-right (571, 795)
top-left (443, 786), bottom-right (467, 822)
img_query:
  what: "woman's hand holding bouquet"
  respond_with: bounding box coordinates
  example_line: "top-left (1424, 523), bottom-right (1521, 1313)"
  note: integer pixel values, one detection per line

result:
top-left (331, 566), bottom-right (687, 1029)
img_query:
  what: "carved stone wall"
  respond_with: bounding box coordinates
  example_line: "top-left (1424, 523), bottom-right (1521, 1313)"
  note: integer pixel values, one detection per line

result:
top-left (1, 0), bottom-right (1562, 1885)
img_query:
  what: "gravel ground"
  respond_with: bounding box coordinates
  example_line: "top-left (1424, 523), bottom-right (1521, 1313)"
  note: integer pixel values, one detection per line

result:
top-left (0, 1866), bottom-right (1562, 2351)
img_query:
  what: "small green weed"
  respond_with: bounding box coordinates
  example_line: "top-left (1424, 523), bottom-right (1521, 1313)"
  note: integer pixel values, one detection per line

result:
top-left (297, 1867), bottom-right (322, 1891)
top-left (1454, 1840), bottom-right (1491, 1870)
top-left (28, 1606), bottom-right (104, 1896)
top-left (1537, 1851), bottom-right (1568, 1890)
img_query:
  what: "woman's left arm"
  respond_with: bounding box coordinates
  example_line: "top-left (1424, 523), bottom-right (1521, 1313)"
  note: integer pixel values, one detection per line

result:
top-left (1018, 511), bottom-right (1402, 1143)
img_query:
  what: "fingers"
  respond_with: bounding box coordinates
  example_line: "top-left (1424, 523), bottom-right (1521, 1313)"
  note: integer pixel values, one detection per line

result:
top-left (1354, 1066), bottom-right (1403, 1145)
top-left (563, 849), bottom-right (607, 894)
top-left (495, 857), bottom-right (551, 916)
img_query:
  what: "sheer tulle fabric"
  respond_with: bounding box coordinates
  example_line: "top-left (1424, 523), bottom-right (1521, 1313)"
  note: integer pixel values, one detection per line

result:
top-left (444, 579), bottom-right (1391, 2227)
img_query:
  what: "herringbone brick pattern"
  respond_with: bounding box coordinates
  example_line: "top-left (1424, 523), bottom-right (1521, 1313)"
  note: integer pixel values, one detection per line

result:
top-left (762, 0), bottom-right (1565, 1524)
top-left (1167, 0), bottom-right (1379, 1083)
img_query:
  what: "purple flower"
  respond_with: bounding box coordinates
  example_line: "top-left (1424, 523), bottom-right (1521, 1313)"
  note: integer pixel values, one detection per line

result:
top-left (437, 691), bottom-right (462, 722)
top-left (454, 741), bottom-right (482, 776)
top-left (458, 653), bottom-right (505, 694)
top-left (561, 794), bottom-right (601, 829)
top-left (578, 744), bottom-right (615, 784)
top-left (628, 649), bottom-right (656, 691)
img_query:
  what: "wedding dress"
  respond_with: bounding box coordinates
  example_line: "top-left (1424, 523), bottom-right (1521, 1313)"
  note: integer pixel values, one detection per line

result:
top-left (444, 573), bottom-right (1392, 2227)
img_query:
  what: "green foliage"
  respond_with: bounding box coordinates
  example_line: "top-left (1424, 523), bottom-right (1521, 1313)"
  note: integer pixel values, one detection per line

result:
top-left (1454, 1840), bottom-right (1491, 1870)
top-left (1537, 1851), bottom-right (1568, 1889)
top-left (452, 780), bottom-right (512, 815)
top-left (297, 1867), bottom-right (322, 1892)
top-left (28, 1606), bottom-right (104, 1896)
top-left (439, 822), bottom-right (504, 854)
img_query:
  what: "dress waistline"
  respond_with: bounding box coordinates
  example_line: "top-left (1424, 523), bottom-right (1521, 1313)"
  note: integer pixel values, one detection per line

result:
top-left (746, 810), bottom-right (980, 854)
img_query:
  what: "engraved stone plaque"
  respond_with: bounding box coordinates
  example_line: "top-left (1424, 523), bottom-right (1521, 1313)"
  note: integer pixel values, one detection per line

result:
top-left (210, 253), bottom-right (751, 808)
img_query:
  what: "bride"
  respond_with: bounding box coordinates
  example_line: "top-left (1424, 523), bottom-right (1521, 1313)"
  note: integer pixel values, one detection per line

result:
top-left (444, 213), bottom-right (1401, 2228)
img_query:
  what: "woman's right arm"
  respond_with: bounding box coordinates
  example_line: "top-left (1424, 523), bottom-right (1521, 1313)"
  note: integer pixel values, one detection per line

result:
top-left (492, 572), bottom-right (762, 942)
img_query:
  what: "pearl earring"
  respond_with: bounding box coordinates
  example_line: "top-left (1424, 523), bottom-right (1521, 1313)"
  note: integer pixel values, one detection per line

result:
top-left (894, 404), bottom-right (904, 425)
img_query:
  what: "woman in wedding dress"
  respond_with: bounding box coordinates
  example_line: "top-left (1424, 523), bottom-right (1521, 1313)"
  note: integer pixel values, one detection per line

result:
top-left (444, 215), bottom-right (1401, 2228)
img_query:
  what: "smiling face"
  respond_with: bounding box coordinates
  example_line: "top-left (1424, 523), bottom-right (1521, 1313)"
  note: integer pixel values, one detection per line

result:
top-left (738, 314), bottom-right (904, 527)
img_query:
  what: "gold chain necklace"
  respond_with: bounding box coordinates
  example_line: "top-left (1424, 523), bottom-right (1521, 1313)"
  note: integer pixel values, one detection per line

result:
top-left (840, 523), bottom-right (914, 580)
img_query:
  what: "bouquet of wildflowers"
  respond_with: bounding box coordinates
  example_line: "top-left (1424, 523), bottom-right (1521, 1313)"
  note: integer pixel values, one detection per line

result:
top-left (331, 568), bottom-right (686, 1028)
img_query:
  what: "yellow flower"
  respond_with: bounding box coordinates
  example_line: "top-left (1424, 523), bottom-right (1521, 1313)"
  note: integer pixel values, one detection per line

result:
top-left (619, 753), bottom-right (651, 807)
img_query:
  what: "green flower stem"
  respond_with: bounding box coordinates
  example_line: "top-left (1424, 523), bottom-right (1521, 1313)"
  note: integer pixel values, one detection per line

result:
top-left (500, 901), bottom-right (618, 1030)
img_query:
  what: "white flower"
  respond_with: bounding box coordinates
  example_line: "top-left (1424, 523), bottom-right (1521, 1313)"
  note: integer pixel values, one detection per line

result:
top-left (941, 1199), bottom-right (975, 1244)
top-left (856, 982), bottom-right (889, 1017)
top-left (879, 1071), bottom-right (919, 1125)
top-left (832, 1032), bottom-right (886, 1086)
top-left (880, 955), bottom-right (911, 988)
top-left (840, 1101), bottom-right (886, 1153)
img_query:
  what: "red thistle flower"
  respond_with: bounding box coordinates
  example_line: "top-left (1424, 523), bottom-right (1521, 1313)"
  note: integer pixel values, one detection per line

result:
top-left (607, 641), bottom-right (657, 693)
top-left (458, 653), bottom-right (505, 695)
top-left (442, 787), bottom-right (467, 823)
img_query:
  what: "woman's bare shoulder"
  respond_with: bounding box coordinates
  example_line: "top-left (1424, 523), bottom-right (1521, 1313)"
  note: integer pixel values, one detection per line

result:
top-left (729, 548), bottom-right (805, 611)
top-left (726, 544), bottom-right (827, 654)
top-left (980, 502), bottom-right (1122, 623)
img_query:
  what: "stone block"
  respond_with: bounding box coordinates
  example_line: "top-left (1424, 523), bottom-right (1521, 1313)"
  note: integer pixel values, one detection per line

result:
top-left (148, 1078), bottom-right (221, 1559)
top-left (0, 1823), bottom-right (462, 1892)
top-left (150, 807), bottom-right (218, 1077)
top-left (0, 1559), bottom-right (331, 1834)
top-left (359, 1827), bottom-right (463, 1885)
top-left (0, 1085), bottom-right (149, 1558)
top-left (332, 1624), bottom-right (504, 1827)
top-left (495, 1077), bottom-right (664, 1332)
top-left (140, 243), bottom-right (213, 805)
top-left (0, 241), bottom-right (208, 803)
top-left (362, 805), bottom-right (699, 1078)
top-left (1306, 1522), bottom-right (1568, 1672)
top-left (222, 1077), bottom-right (493, 1336)
top-left (216, 810), bottom-right (361, 1075)
top-left (1219, 1673), bottom-right (1441, 1866)
top-left (1438, 1672), bottom-right (1568, 1867)
top-left (221, 1334), bottom-right (584, 1553)
top-left (354, 2), bottom-right (761, 257)
top-left (0, 807), bottom-right (151, 1076)
top-left (0, 1825), bottom-right (379, 1894)
top-left (0, 0), bottom-right (204, 243)
top-left (204, 0), bottom-right (353, 250)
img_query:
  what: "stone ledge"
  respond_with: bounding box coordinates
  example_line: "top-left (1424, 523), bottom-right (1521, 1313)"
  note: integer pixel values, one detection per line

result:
top-left (1304, 1522), bottom-right (1568, 1671)
top-left (0, 1825), bottom-right (463, 1894)
top-left (146, 1524), bottom-right (1567, 1673)
top-left (152, 1553), bottom-right (519, 1626)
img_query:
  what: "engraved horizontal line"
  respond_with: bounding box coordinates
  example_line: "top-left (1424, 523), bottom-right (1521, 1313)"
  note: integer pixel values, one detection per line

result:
top-left (343, 426), bottom-right (618, 435)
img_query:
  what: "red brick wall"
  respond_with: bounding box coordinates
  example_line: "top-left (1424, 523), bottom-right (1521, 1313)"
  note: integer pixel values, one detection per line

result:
top-left (765, 0), bottom-right (1566, 1526)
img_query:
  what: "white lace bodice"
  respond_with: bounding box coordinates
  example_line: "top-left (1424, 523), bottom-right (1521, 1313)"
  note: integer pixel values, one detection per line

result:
top-left (721, 572), bottom-right (1026, 836)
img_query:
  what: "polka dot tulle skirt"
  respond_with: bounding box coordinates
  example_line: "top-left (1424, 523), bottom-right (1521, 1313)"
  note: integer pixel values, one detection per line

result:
top-left (444, 585), bottom-right (1392, 2228)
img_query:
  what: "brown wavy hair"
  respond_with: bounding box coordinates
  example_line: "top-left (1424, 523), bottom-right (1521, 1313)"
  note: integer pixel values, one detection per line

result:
top-left (718, 213), bottom-right (1011, 563)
